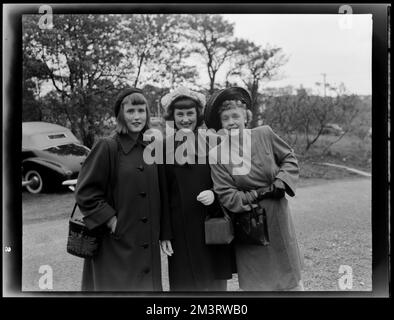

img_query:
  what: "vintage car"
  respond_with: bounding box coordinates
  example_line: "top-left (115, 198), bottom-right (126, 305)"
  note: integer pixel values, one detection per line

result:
top-left (22, 122), bottom-right (90, 194)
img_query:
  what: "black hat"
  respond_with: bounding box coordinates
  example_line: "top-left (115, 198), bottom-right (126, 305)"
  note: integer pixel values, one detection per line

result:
top-left (204, 87), bottom-right (252, 131)
top-left (113, 87), bottom-right (144, 117)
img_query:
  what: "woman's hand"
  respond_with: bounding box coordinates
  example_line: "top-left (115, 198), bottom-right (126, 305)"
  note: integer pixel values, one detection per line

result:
top-left (256, 180), bottom-right (286, 200)
top-left (160, 240), bottom-right (174, 256)
top-left (106, 216), bottom-right (117, 234)
top-left (196, 190), bottom-right (215, 206)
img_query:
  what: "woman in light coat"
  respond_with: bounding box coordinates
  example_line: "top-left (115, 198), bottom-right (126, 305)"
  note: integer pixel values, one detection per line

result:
top-left (205, 87), bottom-right (304, 291)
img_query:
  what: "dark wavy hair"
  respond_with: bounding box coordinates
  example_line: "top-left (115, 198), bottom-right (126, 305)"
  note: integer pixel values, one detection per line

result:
top-left (163, 97), bottom-right (204, 129)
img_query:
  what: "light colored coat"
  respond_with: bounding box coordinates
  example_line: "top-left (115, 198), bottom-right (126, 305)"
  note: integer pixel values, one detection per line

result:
top-left (210, 125), bottom-right (303, 290)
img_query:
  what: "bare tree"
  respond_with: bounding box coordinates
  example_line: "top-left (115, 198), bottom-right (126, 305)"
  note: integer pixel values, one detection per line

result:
top-left (230, 39), bottom-right (288, 127)
top-left (263, 84), bottom-right (360, 155)
top-left (185, 14), bottom-right (237, 94)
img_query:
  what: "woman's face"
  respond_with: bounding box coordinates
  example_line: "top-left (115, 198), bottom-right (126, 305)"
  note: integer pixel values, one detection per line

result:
top-left (123, 103), bottom-right (147, 133)
top-left (220, 106), bottom-right (246, 131)
top-left (173, 107), bottom-right (197, 131)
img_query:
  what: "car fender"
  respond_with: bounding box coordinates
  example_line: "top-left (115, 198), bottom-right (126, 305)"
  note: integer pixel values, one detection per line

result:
top-left (22, 157), bottom-right (68, 176)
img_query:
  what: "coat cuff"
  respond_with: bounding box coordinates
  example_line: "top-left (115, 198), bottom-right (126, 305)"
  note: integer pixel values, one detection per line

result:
top-left (82, 203), bottom-right (116, 230)
top-left (275, 173), bottom-right (296, 197)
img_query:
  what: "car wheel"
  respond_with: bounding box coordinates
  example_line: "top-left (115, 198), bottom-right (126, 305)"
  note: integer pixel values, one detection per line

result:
top-left (25, 169), bottom-right (44, 194)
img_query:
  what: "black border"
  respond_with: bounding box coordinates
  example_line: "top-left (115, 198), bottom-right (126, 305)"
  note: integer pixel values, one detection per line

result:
top-left (2, 3), bottom-right (390, 302)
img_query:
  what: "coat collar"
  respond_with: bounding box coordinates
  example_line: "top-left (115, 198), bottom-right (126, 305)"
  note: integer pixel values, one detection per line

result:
top-left (117, 132), bottom-right (148, 154)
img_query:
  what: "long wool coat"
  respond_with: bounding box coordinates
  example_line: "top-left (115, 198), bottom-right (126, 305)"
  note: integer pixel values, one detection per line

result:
top-left (210, 125), bottom-right (304, 291)
top-left (75, 132), bottom-right (167, 291)
top-left (161, 134), bottom-right (236, 291)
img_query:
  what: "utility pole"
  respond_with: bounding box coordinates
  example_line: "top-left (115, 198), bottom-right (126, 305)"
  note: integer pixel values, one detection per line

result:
top-left (321, 73), bottom-right (327, 97)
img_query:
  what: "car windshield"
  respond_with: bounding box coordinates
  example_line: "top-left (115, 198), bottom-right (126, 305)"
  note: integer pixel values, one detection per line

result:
top-left (44, 143), bottom-right (89, 156)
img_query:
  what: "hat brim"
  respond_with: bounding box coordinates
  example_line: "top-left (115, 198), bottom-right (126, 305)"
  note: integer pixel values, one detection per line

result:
top-left (204, 87), bottom-right (252, 131)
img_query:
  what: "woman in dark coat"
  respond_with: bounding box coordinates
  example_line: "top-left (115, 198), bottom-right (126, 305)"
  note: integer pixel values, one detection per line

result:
top-left (75, 88), bottom-right (168, 291)
top-left (159, 87), bottom-right (235, 291)
top-left (205, 87), bottom-right (304, 291)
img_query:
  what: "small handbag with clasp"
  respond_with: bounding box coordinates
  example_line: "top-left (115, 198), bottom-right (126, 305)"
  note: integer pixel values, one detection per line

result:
top-left (66, 203), bottom-right (103, 258)
top-left (232, 197), bottom-right (270, 246)
top-left (205, 203), bottom-right (234, 245)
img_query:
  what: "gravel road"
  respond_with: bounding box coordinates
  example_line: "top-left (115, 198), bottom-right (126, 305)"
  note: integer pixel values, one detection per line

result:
top-left (21, 177), bottom-right (371, 293)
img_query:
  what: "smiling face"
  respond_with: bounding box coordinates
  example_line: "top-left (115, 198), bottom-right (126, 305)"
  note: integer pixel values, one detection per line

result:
top-left (123, 102), bottom-right (147, 133)
top-left (173, 107), bottom-right (198, 131)
top-left (219, 105), bottom-right (247, 131)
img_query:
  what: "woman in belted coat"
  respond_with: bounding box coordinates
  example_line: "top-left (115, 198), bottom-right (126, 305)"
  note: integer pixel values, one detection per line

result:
top-left (159, 87), bottom-right (235, 291)
top-left (205, 87), bottom-right (304, 291)
top-left (75, 88), bottom-right (169, 291)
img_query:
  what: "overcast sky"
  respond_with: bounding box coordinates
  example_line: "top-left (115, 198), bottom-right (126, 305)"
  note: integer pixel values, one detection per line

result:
top-left (210, 14), bottom-right (373, 95)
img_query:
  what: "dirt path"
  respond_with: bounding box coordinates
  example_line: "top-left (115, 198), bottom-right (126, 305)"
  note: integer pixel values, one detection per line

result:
top-left (21, 177), bottom-right (371, 292)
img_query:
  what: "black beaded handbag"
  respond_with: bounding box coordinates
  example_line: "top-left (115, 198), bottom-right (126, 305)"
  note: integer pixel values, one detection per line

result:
top-left (232, 197), bottom-right (270, 246)
top-left (66, 136), bottom-right (119, 258)
top-left (66, 203), bottom-right (103, 258)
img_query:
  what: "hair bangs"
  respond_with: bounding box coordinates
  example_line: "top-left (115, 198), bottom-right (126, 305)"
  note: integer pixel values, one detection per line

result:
top-left (171, 97), bottom-right (200, 110)
top-left (122, 92), bottom-right (148, 107)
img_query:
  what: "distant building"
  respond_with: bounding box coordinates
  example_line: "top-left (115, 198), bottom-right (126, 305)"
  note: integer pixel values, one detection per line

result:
top-left (262, 85), bottom-right (295, 96)
top-left (262, 85), bottom-right (315, 97)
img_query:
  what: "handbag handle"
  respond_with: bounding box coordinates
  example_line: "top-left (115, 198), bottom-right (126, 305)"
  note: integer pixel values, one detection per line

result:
top-left (217, 201), bottom-right (232, 219)
top-left (244, 195), bottom-right (260, 217)
top-left (70, 202), bottom-right (78, 219)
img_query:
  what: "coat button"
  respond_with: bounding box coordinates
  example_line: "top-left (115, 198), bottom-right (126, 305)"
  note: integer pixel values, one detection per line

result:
top-left (137, 165), bottom-right (144, 171)
top-left (141, 243), bottom-right (149, 249)
top-left (143, 267), bottom-right (150, 274)
top-left (140, 217), bottom-right (148, 223)
top-left (139, 192), bottom-right (146, 197)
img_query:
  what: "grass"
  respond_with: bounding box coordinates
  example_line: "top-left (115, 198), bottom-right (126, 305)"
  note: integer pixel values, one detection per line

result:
top-left (292, 133), bottom-right (371, 180)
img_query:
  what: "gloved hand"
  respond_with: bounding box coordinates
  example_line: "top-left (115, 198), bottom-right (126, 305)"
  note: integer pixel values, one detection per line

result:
top-left (255, 179), bottom-right (286, 200)
top-left (197, 190), bottom-right (215, 206)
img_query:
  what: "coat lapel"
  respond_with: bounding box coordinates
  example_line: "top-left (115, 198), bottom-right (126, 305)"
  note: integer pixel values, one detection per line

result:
top-left (118, 133), bottom-right (148, 154)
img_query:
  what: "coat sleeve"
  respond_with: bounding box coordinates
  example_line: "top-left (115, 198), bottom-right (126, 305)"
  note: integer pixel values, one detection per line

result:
top-left (158, 164), bottom-right (173, 240)
top-left (210, 162), bottom-right (256, 213)
top-left (75, 139), bottom-right (116, 230)
top-left (265, 125), bottom-right (299, 197)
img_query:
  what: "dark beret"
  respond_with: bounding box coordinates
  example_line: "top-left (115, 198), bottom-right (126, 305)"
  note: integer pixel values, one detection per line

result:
top-left (113, 87), bottom-right (144, 117)
top-left (204, 87), bottom-right (252, 131)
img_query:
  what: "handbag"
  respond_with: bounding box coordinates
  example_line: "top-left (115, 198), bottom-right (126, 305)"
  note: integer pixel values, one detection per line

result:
top-left (66, 203), bottom-right (103, 258)
top-left (66, 135), bottom-right (119, 258)
top-left (232, 197), bottom-right (270, 246)
top-left (205, 203), bottom-right (234, 245)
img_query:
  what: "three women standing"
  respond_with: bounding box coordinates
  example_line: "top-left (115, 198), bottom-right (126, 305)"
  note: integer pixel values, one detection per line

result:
top-left (75, 85), bottom-right (303, 292)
